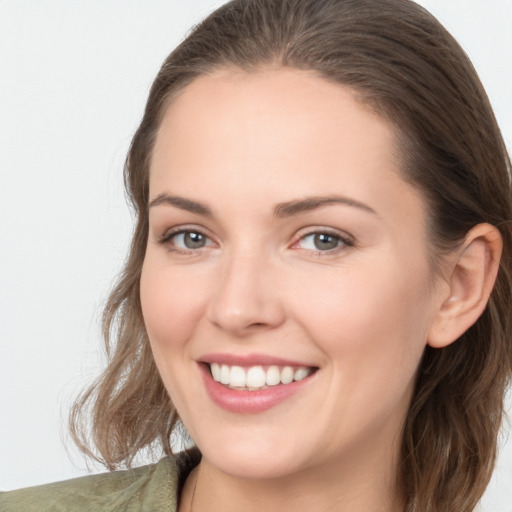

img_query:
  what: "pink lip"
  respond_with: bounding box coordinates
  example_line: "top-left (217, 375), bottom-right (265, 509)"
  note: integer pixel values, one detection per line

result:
top-left (200, 352), bottom-right (312, 368)
top-left (199, 360), bottom-right (317, 414)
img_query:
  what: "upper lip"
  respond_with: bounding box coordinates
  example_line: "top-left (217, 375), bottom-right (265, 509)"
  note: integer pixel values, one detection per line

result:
top-left (199, 352), bottom-right (317, 368)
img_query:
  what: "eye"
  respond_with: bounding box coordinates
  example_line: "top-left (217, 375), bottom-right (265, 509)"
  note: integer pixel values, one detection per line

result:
top-left (159, 229), bottom-right (214, 251)
top-left (175, 231), bottom-right (208, 249)
top-left (295, 231), bottom-right (353, 252)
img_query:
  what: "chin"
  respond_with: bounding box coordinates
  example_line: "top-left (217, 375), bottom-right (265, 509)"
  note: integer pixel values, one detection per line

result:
top-left (193, 429), bottom-right (311, 480)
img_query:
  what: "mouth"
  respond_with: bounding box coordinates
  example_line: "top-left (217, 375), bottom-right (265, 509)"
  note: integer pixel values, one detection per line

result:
top-left (208, 362), bottom-right (316, 391)
top-left (199, 354), bottom-right (319, 413)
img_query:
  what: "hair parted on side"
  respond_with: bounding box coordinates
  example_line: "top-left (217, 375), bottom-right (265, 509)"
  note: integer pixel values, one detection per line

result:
top-left (70, 0), bottom-right (512, 510)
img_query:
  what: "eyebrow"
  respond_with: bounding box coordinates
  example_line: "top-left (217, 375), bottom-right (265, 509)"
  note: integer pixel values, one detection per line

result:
top-left (273, 195), bottom-right (377, 217)
top-left (148, 193), bottom-right (377, 218)
top-left (148, 193), bottom-right (213, 216)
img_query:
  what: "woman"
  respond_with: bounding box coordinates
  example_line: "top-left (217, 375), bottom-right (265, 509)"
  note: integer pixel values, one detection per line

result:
top-left (2, 0), bottom-right (510, 511)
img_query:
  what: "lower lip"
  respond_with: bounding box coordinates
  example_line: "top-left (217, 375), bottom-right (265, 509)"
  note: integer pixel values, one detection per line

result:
top-left (200, 364), bottom-right (315, 414)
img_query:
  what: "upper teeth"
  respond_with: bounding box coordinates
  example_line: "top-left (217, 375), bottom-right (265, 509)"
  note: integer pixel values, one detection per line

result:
top-left (209, 363), bottom-right (313, 390)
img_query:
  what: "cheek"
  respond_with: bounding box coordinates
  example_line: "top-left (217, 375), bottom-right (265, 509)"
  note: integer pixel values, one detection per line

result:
top-left (139, 257), bottom-right (213, 415)
top-left (139, 257), bottom-right (210, 353)
top-left (290, 261), bottom-right (432, 380)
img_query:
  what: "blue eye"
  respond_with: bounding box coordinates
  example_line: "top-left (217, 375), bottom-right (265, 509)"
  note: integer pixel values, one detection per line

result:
top-left (161, 230), bottom-right (213, 250)
top-left (175, 231), bottom-right (207, 249)
top-left (297, 232), bottom-right (351, 251)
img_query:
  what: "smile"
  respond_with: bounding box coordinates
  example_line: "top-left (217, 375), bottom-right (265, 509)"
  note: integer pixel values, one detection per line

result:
top-left (200, 358), bottom-right (318, 414)
top-left (209, 363), bottom-right (314, 391)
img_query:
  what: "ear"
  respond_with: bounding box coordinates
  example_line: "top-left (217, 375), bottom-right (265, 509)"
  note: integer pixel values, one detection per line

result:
top-left (428, 223), bottom-right (502, 348)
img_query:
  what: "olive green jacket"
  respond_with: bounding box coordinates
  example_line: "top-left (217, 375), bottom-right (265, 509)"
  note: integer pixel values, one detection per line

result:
top-left (0, 457), bottom-right (180, 512)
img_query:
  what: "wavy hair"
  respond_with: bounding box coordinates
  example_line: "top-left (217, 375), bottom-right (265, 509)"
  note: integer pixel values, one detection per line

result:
top-left (70, 1), bottom-right (512, 510)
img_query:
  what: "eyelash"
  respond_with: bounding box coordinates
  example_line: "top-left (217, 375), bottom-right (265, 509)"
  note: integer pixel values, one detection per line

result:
top-left (158, 227), bottom-right (355, 256)
top-left (293, 229), bottom-right (355, 254)
top-left (158, 227), bottom-right (214, 255)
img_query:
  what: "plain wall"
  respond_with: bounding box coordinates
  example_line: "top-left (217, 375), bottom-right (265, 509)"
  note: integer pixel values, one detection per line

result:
top-left (1, 1), bottom-right (511, 509)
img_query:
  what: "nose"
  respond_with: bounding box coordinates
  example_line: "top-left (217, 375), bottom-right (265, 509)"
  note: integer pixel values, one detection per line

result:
top-left (206, 252), bottom-right (286, 336)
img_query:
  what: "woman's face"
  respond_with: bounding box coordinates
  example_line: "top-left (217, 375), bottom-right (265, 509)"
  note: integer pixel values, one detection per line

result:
top-left (140, 68), bottom-right (447, 480)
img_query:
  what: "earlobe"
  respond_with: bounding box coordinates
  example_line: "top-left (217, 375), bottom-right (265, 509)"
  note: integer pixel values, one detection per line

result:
top-left (427, 223), bottom-right (502, 349)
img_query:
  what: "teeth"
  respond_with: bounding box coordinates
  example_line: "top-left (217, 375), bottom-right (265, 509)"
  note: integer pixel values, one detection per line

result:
top-left (211, 363), bottom-right (221, 381)
top-left (247, 366), bottom-right (266, 388)
top-left (266, 365), bottom-right (281, 386)
top-left (230, 366), bottom-right (246, 387)
top-left (220, 364), bottom-right (230, 385)
top-left (294, 367), bottom-right (310, 381)
top-left (209, 363), bottom-right (313, 390)
top-left (281, 366), bottom-right (294, 384)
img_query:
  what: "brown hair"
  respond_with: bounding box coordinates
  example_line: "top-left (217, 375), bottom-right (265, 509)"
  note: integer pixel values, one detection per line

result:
top-left (70, 0), bottom-right (512, 510)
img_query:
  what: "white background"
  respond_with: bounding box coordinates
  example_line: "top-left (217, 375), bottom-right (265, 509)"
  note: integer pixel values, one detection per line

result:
top-left (0, 1), bottom-right (511, 509)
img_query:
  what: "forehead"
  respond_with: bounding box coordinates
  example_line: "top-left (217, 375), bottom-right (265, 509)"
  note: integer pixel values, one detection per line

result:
top-left (153, 67), bottom-right (397, 163)
top-left (149, 67), bottom-right (424, 225)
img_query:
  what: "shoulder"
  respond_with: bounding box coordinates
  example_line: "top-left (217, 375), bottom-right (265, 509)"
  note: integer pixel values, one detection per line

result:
top-left (0, 457), bottom-right (179, 512)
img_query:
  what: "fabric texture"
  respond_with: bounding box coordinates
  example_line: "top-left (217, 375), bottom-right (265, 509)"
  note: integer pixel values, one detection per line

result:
top-left (0, 457), bottom-right (180, 512)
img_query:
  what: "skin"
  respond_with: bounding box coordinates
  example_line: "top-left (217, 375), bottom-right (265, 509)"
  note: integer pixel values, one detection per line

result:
top-left (139, 68), bottom-right (500, 512)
